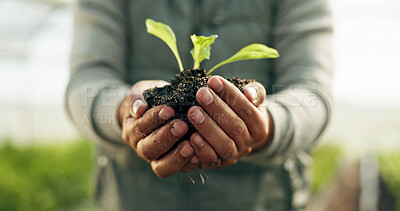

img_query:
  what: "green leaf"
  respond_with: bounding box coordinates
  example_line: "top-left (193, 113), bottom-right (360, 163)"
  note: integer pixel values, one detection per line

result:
top-left (190, 34), bottom-right (218, 69)
top-left (207, 44), bottom-right (279, 75)
top-left (146, 18), bottom-right (184, 71)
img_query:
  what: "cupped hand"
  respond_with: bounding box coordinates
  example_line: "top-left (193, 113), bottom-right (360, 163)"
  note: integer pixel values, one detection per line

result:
top-left (187, 76), bottom-right (273, 169)
top-left (118, 80), bottom-right (199, 177)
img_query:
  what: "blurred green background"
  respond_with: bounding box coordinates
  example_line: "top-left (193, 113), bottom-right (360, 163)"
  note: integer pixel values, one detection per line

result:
top-left (1, 0), bottom-right (400, 210)
top-left (0, 140), bottom-right (95, 211)
top-left (1, 139), bottom-right (400, 211)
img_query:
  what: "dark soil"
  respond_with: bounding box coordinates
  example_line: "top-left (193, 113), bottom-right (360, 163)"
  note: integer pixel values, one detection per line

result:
top-left (143, 68), bottom-right (254, 141)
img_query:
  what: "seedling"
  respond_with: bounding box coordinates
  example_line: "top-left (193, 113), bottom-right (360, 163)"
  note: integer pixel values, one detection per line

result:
top-left (146, 18), bottom-right (279, 74)
top-left (145, 19), bottom-right (279, 183)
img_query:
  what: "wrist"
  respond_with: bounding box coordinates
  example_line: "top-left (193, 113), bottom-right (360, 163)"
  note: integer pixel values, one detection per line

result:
top-left (91, 83), bottom-right (131, 144)
top-left (252, 109), bottom-right (274, 152)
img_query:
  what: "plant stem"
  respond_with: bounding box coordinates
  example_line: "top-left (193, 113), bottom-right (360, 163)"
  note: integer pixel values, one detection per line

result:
top-left (207, 62), bottom-right (223, 75)
top-left (193, 60), bottom-right (200, 69)
top-left (174, 53), bottom-right (184, 71)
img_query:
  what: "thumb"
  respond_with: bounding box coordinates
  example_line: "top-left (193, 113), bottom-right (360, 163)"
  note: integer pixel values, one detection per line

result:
top-left (118, 93), bottom-right (148, 127)
top-left (243, 82), bottom-right (266, 107)
top-left (131, 97), bottom-right (148, 118)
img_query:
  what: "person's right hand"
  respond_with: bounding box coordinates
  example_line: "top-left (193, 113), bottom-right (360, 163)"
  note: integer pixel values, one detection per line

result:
top-left (118, 80), bottom-right (199, 178)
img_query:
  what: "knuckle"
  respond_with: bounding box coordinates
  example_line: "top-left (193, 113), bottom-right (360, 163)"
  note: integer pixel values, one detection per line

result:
top-left (211, 113), bottom-right (225, 123)
top-left (219, 144), bottom-right (235, 160)
top-left (175, 154), bottom-right (185, 164)
top-left (228, 120), bottom-right (246, 137)
top-left (134, 124), bottom-right (146, 139)
top-left (201, 153), bottom-right (218, 163)
top-left (227, 91), bottom-right (239, 105)
top-left (240, 147), bottom-right (253, 156)
top-left (254, 126), bottom-right (270, 142)
top-left (204, 160), bottom-right (220, 169)
top-left (202, 157), bottom-right (221, 169)
top-left (239, 105), bottom-right (254, 119)
top-left (226, 159), bottom-right (238, 166)
top-left (123, 118), bottom-right (134, 126)
top-left (139, 145), bottom-right (158, 161)
top-left (122, 130), bottom-right (138, 149)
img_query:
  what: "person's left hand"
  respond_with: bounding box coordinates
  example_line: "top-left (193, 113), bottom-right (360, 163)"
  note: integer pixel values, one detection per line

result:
top-left (186, 76), bottom-right (273, 169)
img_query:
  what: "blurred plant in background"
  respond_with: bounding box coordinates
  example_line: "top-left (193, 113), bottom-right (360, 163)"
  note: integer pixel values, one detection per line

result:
top-left (0, 140), bottom-right (95, 211)
top-left (310, 144), bottom-right (342, 194)
top-left (1, 140), bottom-right (400, 211)
top-left (380, 153), bottom-right (400, 210)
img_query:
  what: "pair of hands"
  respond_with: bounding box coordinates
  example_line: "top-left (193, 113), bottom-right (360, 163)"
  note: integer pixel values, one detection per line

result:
top-left (118, 76), bottom-right (272, 178)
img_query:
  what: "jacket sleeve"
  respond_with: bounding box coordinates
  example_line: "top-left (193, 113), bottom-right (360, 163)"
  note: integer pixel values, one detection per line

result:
top-left (243, 0), bottom-right (334, 164)
top-left (65, 0), bottom-right (130, 147)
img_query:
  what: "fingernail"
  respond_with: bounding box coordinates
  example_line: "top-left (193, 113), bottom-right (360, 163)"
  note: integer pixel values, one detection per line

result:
top-left (246, 86), bottom-right (258, 102)
top-left (171, 121), bottom-right (187, 137)
top-left (193, 134), bottom-right (205, 147)
top-left (132, 99), bottom-right (144, 115)
top-left (159, 107), bottom-right (173, 120)
top-left (199, 89), bottom-right (214, 105)
top-left (190, 156), bottom-right (199, 164)
top-left (180, 145), bottom-right (194, 158)
top-left (190, 109), bottom-right (205, 124)
top-left (208, 77), bottom-right (224, 92)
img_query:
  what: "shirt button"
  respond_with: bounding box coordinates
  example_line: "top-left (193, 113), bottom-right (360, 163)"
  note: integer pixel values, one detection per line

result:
top-left (97, 154), bottom-right (109, 167)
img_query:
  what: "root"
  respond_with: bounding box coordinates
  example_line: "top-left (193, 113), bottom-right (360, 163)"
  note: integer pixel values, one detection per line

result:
top-left (186, 173), bottom-right (195, 184)
top-left (180, 167), bottom-right (209, 184)
top-left (198, 168), bottom-right (209, 184)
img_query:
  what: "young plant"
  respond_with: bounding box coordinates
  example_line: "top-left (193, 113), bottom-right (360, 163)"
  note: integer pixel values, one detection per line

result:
top-left (190, 34), bottom-right (218, 69)
top-left (146, 19), bottom-right (184, 71)
top-left (146, 18), bottom-right (279, 74)
top-left (145, 19), bottom-right (280, 183)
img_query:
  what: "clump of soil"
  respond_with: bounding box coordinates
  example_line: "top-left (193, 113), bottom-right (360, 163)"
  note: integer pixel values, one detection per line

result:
top-left (143, 69), bottom-right (254, 140)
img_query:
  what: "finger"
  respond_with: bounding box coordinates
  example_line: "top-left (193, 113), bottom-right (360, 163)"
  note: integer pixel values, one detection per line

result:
top-left (151, 141), bottom-right (194, 178)
top-left (122, 90), bottom-right (147, 118)
top-left (125, 105), bottom-right (175, 147)
top-left (180, 155), bottom-right (200, 173)
top-left (131, 98), bottom-right (148, 118)
top-left (207, 76), bottom-right (268, 139)
top-left (196, 87), bottom-right (251, 154)
top-left (136, 119), bottom-right (188, 161)
top-left (128, 80), bottom-right (170, 118)
top-left (243, 82), bottom-right (266, 107)
top-left (188, 106), bottom-right (238, 162)
top-left (190, 133), bottom-right (221, 169)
